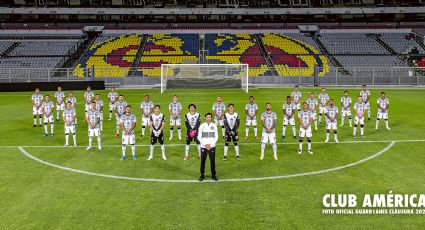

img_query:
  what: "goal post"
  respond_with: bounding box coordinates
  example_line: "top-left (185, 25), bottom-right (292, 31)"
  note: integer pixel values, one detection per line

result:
top-left (160, 64), bottom-right (249, 94)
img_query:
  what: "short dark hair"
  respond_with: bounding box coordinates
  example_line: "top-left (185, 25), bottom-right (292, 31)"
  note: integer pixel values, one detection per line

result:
top-left (188, 104), bottom-right (196, 109)
top-left (249, 95), bottom-right (254, 99)
top-left (96, 94), bottom-right (100, 96)
top-left (362, 84), bottom-right (367, 87)
top-left (228, 103), bottom-right (234, 108)
top-left (155, 104), bottom-right (160, 108)
top-left (294, 85), bottom-right (298, 88)
top-left (286, 96), bottom-right (291, 99)
top-left (91, 101), bottom-right (96, 104)
top-left (266, 102), bottom-right (271, 106)
top-left (205, 112), bottom-right (213, 117)
top-left (381, 92), bottom-right (385, 95)
top-left (119, 94), bottom-right (123, 97)
top-left (126, 105), bottom-right (131, 108)
top-left (344, 90), bottom-right (348, 93)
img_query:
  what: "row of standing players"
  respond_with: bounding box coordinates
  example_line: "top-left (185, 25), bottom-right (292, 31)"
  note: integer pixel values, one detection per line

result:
top-left (31, 85), bottom-right (390, 180)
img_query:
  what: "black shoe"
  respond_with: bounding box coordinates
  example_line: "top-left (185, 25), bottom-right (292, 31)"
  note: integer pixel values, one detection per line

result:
top-left (223, 156), bottom-right (227, 161)
top-left (199, 176), bottom-right (205, 182)
top-left (212, 176), bottom-right (219, 181)
top-left (39, 125), bottom-right (42, 127)
top-left (33, 125), bottom-right (36, 127)
top-left (56, 119), bottom-right (59, 122)
top-left (140, 134), bottom-right (143, 138)
top-left (368, 118), bottom-right (371, 120)
top-left (236, 156), bottom-right (240, 160)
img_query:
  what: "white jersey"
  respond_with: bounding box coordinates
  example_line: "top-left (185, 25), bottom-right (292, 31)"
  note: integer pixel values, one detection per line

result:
top-left (212, 102), bottom-right (226, 119)
top-left (377, 98), bottom-right (389, 113)
top-left (298, 110), bottom-right (313, 127)
top-left (141, 101), bottom-right (154, 117)
top-left (245, 103), bottom-right (258, 118)
top-left (84, 91), bottom-right (94, 104)
top-left (95, 99), bottom-right (104, 112)
top-left (307, 98), bottom-right (318, 112)
top-left (341, 96), bottom-right (352, 109)
top-left (120, 113), bottom-right (137, 135)
top-left (282, 103), bottom-right (295, 118)
top-left (66, 96), bottom-right (77, 108)
top-left (55, 91), bottom-right (65, 105)
top-left (108, 92), bottom-right (118, 104)
top-left (185, 112), bottom-right (200, 130)
top-left (318, 93), bottom-right (330, 107)
top-left (224, 112), bottom-right (239, 130)
top-left (86, 109), bottom-right (100, 128)
top-left (261, 111), bottom-right (277, 132)
top-left (63, 108), bottom-right (77, 126)
top-left (360, 90), bottom-right (371, 103)
top-left (41, 101), bottom-right (54, 115)
top-left (115, 100), bottom-right (127, 116)
top-left (324, 105), bottom-right (339, 123)
top-left (150, 113), bottom-right (165, 131)
top-left (354, 102), bottom-right (366, 115)
top-left (291, 91), bottom-right (302, 103)
top-left (197, 122), bottom-right (219, 148)
top-left (32, 93), bottom-right (43, 107)
top-left (169, 102), bottom-right (182, 118)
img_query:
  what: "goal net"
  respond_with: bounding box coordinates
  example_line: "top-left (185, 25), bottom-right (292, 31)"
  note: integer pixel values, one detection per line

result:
top-left (160, 64), bottom-right (249, 94)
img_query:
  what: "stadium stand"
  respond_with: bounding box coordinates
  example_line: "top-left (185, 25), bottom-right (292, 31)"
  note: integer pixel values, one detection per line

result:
top-left (378, 33), bottom-right (425, 54)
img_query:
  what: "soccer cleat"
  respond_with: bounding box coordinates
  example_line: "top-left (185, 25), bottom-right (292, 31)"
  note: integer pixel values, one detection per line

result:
top-left (294, 136), bottom-right (298, 139)
top-left (349, 124), bottom-right (352, 128)
top-left (340, 124), bottom-right (343, 127)
top-left (100, 128), bottom-right (103, 132)
top-left (259, 154), bottom-right (264, 160)
top-left (86, 146), bottom-right (92, 150)
top-left (298, 150), bottom-right (302, 155)
top-left (64, 144), bottom-right (69, 147)
top-left (368, 118), bottom-right (371, 120)
top-left (308, 150), bottom-right (313, 155)
top-left (223, 156), bottom-right (227, 161)
top-left (98, 147), bottom-right (102, 151)
top-left (325, 139), bottom-right (329, 143)
top-left (212, 176), bottom-right (219, 181)
top-left (169, 136), bottom-right (173, 140)
top-left (281, 135), bottom-right (285, 139)
top-left (132, 155), bottom-right (137, 160)
top-left (273, 155), bottom-right (278, 160)
top-left (375, 127), bottom-right (378, 130)
top-left (148, 156), bottom-right (153, 160)
top-left (56, 119), bottom-right (59, 122)
top-left (120, 156), bottom-right (126, 161)
top-left (162, 155), bottom-right (167, 161)
top-left (254, 136), bottom-right (259, 140)
top-left (114, 133), bottom-right (119, 138)
top-left (50, 133), bottom-right (54, 137)
top-left (236, 156), bottom-right (240, 160)
top-left (178, 136), bottom-right (182, 140)
top-left (108, 118), bottom-right (111, 121)
top-left (199, 176), bottom-right (205, 182)
top-left (39, 124), bottom-right (42, 127)
top-left (33, 125), bottom-right (36, 128)
top-left (183, 156), bottom-right (189, 161)
top-left (44, 133), bottom-right (48, 137)
top-left (140, 134), bottom-right (143, 138)
top-left (335, 139), bottom-right (339, 143)
top-left (315, 127), bottom-right (318, 131)
top-left (353, 135), bottom-right (357, 139)
top-left (73, 144), bottom-right (77, 147)
top-left (361, 135), bottom-right (365, 138)
top-left (386, 127), bottom-right (391, 130)
top-left (244, 136), bottom-right (248, 140)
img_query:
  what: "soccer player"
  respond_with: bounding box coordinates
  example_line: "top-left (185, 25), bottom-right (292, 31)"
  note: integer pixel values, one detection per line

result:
top-left (114, 95), bottom-right (127, 137)
top-left (54, 86), bottom-right (65, 122)
top-left (94, 94), bottom-right (104, 131)
top-left (86, 101), bottom-right (102, 150)
top-left (307, 92), bottom-right (318, 130)
top-left (291, 85), bottom-right (302, 112)
top-left (324, 99), bottom-right (339, 143)
top-left (63, 101), bottom-right (77, 147)
top-left (318, 88), bottom-right (329, 124)
top-left (184, 104), bottom-right (201, 160)
top-left (376, 92), bottom-right (390, 130)
top-left (149, 105), bottom-right (166, 160)
top-left (169, 95), bottom-right (182, 140)
top-left (198, 112), bottom-right (219, 181)
top-left (120, 105), bottom-right (137, 161)
top-left (84, 86), bottom-right (94, 112)
top-left (360, 85), bottom-right (371, 120)
top-left (340, 91), bottom-right (352, 127)
top-left (212, 96), bottom-right (226, 138)
top-left (353, 96), bottom-right (366, 138)
top-left (41, 95), bottom-right (55, 136)
top-left (140, 95), bottom-right (154, 138)
top-left (107, 87), bottom-right (118, 120)
top-left (282, 96), bottom-right (297, 139)
top-left (244, 96), bottom-right (259, 140)
top-left (31, 88), bottom-right (43, 127)
top-left (298, 102), bottom-right (313, 154)
top-left (223, 104), bottom-right (240, 161)
top-left (260, 103), bottom-right (278, 160)
top-left (66, 91), bottom-right (77, 125)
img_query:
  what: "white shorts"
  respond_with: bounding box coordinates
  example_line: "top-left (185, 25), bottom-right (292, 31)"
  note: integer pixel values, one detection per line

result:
top-left (85, 104), bottom-right (90, 112)
top-left (341, 109), bottom-right (351, 117)
top-left (89, 128), bottom-right (100, 137)
top-left (56, 104), bottom-right (65, 111)
top-left (283, 117), bottom-right (295, 126)
top-left (170, 117), bottom-right (181, 126)
top-left (299, 126), bottom-right (312, 138)
top-left (43, 115), bottom-right (54, 123)
top-left (354, 116), bottom-right (365, 125)
top-left (109, 103), bottom-right (116, 111)
top-left (65, 125), bottom-right (76, 134)
top-left (98, 112), bottom-right (104, 121)
top-left (122, 134), bottom-right (136, 145)
top-left (142, 116), bottom-right (150, 126)
top-left (261, 131), bottom-right (276, 144)
top-left (377, 112), bottom-right (388, 120)
top-left (326, 121), bottom-right (337, 130)
top-left (215, 118), bottom-right (224, 127)
top-left (364, 102), bottom-right (370, 110)
top-left (294, 103), bottom-right (301, 110)
top-left (116, 114), bottom-right (122, 125)
top-left (33, 106), bottom-right (42, 115)
top-left (319, 106), bottom-right (326, 114)
top-left (311, 111), bottom-right (317, 120)
top-left (246, 118), bottom-right (257, 126)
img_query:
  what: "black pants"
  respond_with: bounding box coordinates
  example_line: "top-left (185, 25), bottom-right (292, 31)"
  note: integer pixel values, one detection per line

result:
top-left (200, 147), bottom-right (216, 177)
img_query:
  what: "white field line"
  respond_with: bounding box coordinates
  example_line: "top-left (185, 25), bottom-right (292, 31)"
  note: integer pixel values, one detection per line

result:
top-left (18, 141), bottom-right (396, 183)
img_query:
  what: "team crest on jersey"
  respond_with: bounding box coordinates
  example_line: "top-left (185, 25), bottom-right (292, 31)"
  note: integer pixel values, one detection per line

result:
top-left (210, 126), bottom-right (214, 130)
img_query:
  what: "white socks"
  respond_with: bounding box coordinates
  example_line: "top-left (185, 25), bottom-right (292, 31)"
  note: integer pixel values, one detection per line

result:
top-left (272, 143), bottom-right (277, 156)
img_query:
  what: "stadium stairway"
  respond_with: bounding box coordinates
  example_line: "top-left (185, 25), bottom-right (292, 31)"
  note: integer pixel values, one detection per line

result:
top-left (0, 42), bottom-right (19, 58)
top-left (254, 34), bottom-right (279, 76)
top-left (62, 36), bottom-right (97, 69)
top-left (369, 33), bottom-right (411, 64)
top-left (128, 34), bottom-right (148, 76)
top-left (312, 34), bottom-right (350, 75)
top-left (412, 32), bottom-right (425, 52)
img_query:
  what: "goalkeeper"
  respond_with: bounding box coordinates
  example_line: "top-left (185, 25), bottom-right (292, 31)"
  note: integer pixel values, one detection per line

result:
top-left (183, 104), bottom-right (201, 160)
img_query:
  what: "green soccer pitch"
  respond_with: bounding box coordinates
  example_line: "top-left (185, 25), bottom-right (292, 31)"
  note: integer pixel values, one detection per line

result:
top-left (1, 87), bottom-right (425, 229)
